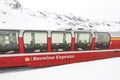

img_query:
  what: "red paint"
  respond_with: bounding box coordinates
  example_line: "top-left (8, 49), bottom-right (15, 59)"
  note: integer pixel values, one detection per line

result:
top-left (0, 56), bottom-right (26, 68)
top-left (91, 37), bottom-right (95, 50)
top-left (0, 49), bottom-right (120, 68)
top-left (71, 37), bottom-right (75, 51)
top-left (19, 50), bottom-right (120, 68)
top-left (18, 37), bottom-right (24, 53)
top-left (109, 40), bottom-right (120, 49)
top-left (47, 37), bottom-right (51, 52)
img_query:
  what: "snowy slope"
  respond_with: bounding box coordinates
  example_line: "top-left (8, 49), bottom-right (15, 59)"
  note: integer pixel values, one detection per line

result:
top-left (0, 0), bottom-right (120, 31)
top-left (0, 58), bottom-right (120, 80)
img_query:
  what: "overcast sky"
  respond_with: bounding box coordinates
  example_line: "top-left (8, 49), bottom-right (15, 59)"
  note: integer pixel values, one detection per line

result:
top-left (18, 0), bottom-right (120, 21)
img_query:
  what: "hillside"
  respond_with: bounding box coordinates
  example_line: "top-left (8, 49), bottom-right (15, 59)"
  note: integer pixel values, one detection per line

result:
top-left (0, 0), bottom-right (120, 31)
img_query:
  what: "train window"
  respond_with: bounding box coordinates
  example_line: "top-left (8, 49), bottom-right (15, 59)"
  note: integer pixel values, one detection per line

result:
top-left (23, 31), bottom-right (47, 53)
top-left (0, 31), bottom-right (19, 54)
top-left (94, 32), bottom-right (110, 50)
top-left (74, 32), bottom-right (92, 51)
top-left (52, 31), bottom-right (71, 52)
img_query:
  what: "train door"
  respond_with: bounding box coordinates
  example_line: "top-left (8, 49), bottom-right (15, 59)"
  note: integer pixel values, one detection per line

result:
top-left (74, 32), bottom-right (92, 51)
top-left (94, 32), bottom-right (110, 50)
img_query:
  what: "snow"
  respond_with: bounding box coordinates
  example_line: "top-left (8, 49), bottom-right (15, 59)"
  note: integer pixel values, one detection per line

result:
top-left (0, 0), bottom-right (120, 31)
top-left (0, 57), bottom-right (120, 80)
top-left (0, 0), bottom-right (120, 80)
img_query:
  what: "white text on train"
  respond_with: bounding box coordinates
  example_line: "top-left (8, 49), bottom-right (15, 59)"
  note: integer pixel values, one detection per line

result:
top-left (32, 55), bottom-right (74, 61)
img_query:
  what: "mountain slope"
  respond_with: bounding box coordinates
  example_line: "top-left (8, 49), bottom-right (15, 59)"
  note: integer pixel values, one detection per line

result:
top-left (0, 0), bottom-right (120, 31)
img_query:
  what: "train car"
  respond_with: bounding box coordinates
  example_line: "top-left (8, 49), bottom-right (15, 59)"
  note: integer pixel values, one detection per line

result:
top-left (0, 29), bottom-right (120, 68)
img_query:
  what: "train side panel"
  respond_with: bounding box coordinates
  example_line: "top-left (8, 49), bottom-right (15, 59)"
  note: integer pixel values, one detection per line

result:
top-left (0, 30), bottom-right (120, 68)
top-left (0, 56), bottom-right (26, 68)
top-left (28, 50), bottom-right (120, 68)
top-left (109, 38), bottom-right (120, 49)
top-left (109, 32), bottom-right (120, 49)
top-left (0, 49), bottom-right (120, 68)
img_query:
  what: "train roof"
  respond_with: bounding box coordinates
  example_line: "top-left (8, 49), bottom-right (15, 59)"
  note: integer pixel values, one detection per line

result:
top-left (109, 32), bottom-right (120, 37)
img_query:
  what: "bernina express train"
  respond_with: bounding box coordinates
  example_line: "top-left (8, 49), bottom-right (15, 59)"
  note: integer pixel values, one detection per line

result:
top-left (0, 29), bottom-right (120, 68)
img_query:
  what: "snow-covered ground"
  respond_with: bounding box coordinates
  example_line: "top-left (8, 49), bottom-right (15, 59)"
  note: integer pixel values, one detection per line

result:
top-left (0, 57), bottom-right (120, 80)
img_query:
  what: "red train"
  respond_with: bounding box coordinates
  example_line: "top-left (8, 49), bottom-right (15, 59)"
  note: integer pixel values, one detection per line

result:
top-left (0, 29), bottom-right (120, 68)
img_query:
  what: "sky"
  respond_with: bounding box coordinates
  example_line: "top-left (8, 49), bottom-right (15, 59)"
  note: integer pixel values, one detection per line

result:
top-left (18, 0), bottom-right (120, 21)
